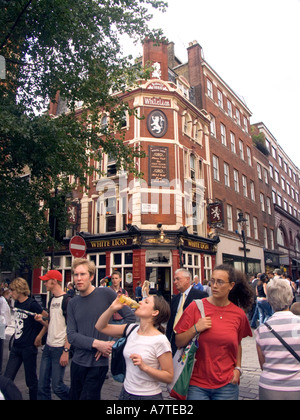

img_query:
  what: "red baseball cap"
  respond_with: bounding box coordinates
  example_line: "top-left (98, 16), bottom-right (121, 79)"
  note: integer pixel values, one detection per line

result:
top-left (39, 270), bottom-right (62, 282)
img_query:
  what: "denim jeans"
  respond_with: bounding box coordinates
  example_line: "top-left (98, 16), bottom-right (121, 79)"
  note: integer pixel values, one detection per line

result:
top-left (119, 387), bottom-right (163, 400)
top-left (70, 361), bottom-right (108, 400)
top-left (4, 345), bottom-right (38, 400)
top-left (257, 300), bottom-right (273, 325)
top-left (37, 344), bottom-right (70, 400)
top-left (187, 383), bottom-right (239, 400)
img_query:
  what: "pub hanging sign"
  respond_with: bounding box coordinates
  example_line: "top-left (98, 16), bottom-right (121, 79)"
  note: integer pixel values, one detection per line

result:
top-left (208, 202), bottom-right (224, 227)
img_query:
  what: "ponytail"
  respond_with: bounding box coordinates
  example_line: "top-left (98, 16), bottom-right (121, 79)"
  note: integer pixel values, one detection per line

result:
top-left (153, 295), bottom-right (171, 334)
top-left (214, 264), bottom-right (254, 310)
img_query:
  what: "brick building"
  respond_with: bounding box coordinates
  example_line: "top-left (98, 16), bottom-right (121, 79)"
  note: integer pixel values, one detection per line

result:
top-left (253, 122), bottom-right (300, 278)
top-left (33, 39), bottom-right (219, 302)
top-left (172, 41), bottom-right (267, 275)
top-left (30, 39), bottom-right (300, 299)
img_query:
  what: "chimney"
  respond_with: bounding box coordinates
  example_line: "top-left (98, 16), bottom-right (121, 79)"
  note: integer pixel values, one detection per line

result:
top-left (143, 39), bottom-right (169, 81)
top-left (187, 41), bottom-right (204, 87)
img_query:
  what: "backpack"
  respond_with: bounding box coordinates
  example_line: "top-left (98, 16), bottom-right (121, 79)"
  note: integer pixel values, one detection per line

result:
top-left (111, 323), bottom-right (138, 383)
top-left (48, 294), bottom-right (70, 321)
top-left (47, 294), bottom-right (73, 357)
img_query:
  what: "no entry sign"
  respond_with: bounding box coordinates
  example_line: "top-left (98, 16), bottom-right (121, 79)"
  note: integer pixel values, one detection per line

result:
top-left (69, 235), bottom-right (87, 258)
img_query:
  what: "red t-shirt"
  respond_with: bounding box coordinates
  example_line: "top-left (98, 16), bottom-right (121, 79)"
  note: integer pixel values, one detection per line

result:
top-left (175, 298), bottom-right (252, 389)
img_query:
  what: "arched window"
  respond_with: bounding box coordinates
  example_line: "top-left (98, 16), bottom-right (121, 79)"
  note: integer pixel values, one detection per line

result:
top-left (277, 226), bottom-right (286, 247)
top-left (182, 112), bottom-right (192, 137)
top-left (101, 114), bottom-right (108, 129)
top-left (194, 121), bottom-right (203, 145)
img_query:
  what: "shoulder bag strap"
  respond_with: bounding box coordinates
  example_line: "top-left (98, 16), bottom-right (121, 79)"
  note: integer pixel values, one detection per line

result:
top-left (123, 323), bottom-right (138, 338)
top-left (264, 322), bottom-right (300, 363)
top-left (194, 299), bottom-right (205, 318)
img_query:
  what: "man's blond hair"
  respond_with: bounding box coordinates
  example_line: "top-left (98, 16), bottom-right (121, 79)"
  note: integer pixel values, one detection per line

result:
top-left (71, 258), bottom-right (96, 277)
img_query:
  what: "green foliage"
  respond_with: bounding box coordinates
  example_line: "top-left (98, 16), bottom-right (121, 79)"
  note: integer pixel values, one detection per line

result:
top-left (0, 0), bottom-right (167, 270)
top-left (251, 131), bottom-right (270, 156)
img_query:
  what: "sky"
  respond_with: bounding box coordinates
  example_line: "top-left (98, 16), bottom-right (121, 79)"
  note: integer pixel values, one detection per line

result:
top-left (121, 0), bottom-right (300, 167)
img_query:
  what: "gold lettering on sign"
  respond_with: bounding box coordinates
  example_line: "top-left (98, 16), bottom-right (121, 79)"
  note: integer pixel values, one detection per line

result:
top-left (187, 240), bottom-right (209, 250)
top-left (90, 238), bottom-right (128, 248)
top-left (144, 97), bottom-right (171, 107)
top-left (112, 239), bottom-right (127, 246)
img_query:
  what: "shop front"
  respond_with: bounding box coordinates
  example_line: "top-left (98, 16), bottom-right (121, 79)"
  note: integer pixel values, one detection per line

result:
top-left (32, 227), bottom-right (218, 302)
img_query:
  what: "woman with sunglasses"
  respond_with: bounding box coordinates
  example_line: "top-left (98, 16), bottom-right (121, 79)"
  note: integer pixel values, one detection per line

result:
top-left (175, 264), bottom-right (253, 400)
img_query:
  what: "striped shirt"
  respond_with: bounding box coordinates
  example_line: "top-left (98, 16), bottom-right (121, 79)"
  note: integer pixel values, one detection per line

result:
top-left (255, 311), bottom-right (300, 391)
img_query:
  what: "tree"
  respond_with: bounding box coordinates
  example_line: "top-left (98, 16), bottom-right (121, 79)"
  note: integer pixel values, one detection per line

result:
top-left (0, 0), bottom-right (167, 271)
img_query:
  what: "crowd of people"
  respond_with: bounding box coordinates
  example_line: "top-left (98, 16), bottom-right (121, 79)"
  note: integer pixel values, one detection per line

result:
top-left (0, 261), bottom-right (300, 401)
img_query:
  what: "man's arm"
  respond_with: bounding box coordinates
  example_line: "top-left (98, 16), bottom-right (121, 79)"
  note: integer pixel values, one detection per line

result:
top-left (117, 304), bottom-right (136, 324)
top-left (67, 302), bottom-right (95, 350)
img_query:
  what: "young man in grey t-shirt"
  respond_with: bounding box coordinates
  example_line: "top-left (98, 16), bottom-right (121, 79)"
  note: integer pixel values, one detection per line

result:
top-left (67, 258), bottom-right (135, 400)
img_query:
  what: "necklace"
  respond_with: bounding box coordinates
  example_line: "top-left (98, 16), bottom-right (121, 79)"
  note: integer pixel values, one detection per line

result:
top-left (214, 303), bottom-right (230, 319)
top-left (208, 297), bottom-right (230, 319)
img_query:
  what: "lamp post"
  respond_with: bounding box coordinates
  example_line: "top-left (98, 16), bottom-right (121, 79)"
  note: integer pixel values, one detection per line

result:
top-left (237, 212), bottom-right (248, 275)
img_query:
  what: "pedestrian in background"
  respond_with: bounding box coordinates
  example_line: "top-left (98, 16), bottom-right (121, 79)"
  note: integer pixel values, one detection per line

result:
top-left (193, 275), bottom-right (203, 291)
top-left (256, 278), bottom-right (300, 400)
top-left (142, 280), bottom-right (150, 299)
top-left (67, 258), bottom-right (136, 400)
top-left (175, 265), bottom-right (253, 400)
top-left (135, 281), bottom-right (142, 302)
top-left (166, 268), bottom-right (207, 355)
top-left (4, 277), bottom-right (47, 400)
top-left (110, 271), bottom-right (128, 326)
top-left (35, 270), bottom-right (71, 400)
top-left (0, 288), bottom-right (11, 375)
top-left (256, 273), bottom-right (273, 325)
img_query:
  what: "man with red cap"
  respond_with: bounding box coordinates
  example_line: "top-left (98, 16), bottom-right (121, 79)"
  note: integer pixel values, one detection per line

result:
top-left (35, 269), bottom-right (71, 400)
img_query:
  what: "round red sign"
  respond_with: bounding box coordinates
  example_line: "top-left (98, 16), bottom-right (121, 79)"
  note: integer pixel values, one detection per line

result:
top-left (69, 235), bottom-right (87, 258)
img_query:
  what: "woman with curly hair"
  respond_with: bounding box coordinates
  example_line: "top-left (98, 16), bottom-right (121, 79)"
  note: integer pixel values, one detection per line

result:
top-left (5, 277), bottom-right (47, 400)
top-left (175, 264), bottom-right (254, 400)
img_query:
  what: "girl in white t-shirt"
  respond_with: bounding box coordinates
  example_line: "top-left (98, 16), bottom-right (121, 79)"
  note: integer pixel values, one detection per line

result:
top-left (95, 294), bottom-right (173, 400)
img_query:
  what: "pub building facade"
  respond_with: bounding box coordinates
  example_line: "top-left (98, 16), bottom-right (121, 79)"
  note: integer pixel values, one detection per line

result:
top-left (32, 40), bottom-right (219, 303)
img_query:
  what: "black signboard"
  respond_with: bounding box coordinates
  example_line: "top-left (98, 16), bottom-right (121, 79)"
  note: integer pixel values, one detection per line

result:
top-left (149, 146), bottom-right (169, 186)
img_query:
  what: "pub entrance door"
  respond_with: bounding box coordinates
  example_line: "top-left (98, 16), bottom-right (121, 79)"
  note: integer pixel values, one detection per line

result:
top-left (146, 267), bottom-right (172, 304)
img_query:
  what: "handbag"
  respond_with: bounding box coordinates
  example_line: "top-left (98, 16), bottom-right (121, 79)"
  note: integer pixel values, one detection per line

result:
top-left (167, 299), bottom-right (205, 400)
top-left (111, 323), bottom-right (138, 383)
top-left (264, 321), bottom-right (300, 362)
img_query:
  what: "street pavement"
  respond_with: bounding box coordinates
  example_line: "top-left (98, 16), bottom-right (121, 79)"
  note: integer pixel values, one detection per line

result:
top-left (2, 322), bottom-right (260, 401)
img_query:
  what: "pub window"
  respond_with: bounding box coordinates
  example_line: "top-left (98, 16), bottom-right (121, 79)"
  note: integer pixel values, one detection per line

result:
top-left (227, 100), bottom-right (232, 118)
top-left (183, 252), bottom-right (202, 280)
top-left (204, 255), bottom-right (212, 281)
top-left (111, 251), bottom-right (133, 296)
top-left (105, 197), bottom-right (116, 232)
top-left (212, 155), bottom-right (219, 181)
top-left (207, 79), bottom-right (213, 99)
top-left (89, 253), bottom-right (106, 286)
top-left (190, 154), bottom-right (196, 180)
top-left (194, 121), bottom-right (203, 145)
top-left (101, 114), bottom-right (108, 130)
top-left (120, 111), bottom-right (128, 128)
top-left (183, 112), bottom-right (192, 137)
top-left (220, 123), bottom-right (227, 146)
top-left (107, 154), bottom-right (117, 177)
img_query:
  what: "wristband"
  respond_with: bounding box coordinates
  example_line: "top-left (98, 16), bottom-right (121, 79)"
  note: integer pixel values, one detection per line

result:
top-left (234, 366), bottom-right (243, 376)
top-left (194, 324), bottom-right (199, 334)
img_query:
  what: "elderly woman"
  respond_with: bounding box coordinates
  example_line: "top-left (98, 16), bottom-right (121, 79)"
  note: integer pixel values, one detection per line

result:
top-left (255, 278), bottom-right (300, 400)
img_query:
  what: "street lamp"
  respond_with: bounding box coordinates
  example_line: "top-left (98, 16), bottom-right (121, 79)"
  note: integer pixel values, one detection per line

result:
top-left (157, 224), bottom-right (166, 243)
top-left (237, 212), bottom-right (248, 275)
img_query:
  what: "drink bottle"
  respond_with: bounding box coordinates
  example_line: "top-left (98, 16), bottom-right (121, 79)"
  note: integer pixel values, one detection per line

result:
top-left (118, 295), bottom-right (140, 309)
